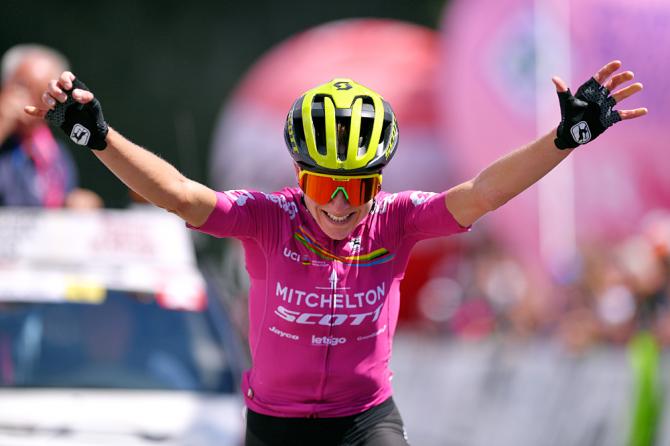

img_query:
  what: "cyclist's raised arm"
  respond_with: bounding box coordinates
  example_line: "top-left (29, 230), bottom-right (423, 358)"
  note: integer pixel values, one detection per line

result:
top-left (25, 71), bottom-right (216, 227)
top-left (96, 128), bottom-right (216, 226)
top-left (445, 60), bottom-right (647, 228)
top-left (444, 130), bottom-right (567, 228)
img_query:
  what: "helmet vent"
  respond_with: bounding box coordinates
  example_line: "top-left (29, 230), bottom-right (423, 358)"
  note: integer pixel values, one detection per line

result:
top-left (312, 115), bottom-right (327, 156)
top-left (336, 119), bottom-right (350, 160)
top-left (291, 115), bottom-right (305, 149)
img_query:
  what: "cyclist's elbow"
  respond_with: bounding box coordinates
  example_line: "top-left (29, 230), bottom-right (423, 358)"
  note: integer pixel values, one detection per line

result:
top-left (170, 180), bottom-right (216, 227)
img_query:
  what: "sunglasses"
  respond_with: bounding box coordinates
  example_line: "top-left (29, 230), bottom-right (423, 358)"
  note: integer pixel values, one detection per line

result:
top-left (298, 170), bottom-right (382, 206)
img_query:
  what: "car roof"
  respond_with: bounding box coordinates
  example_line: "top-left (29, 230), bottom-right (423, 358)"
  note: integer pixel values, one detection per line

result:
top-left (0, 207), bottom-right (206, 310)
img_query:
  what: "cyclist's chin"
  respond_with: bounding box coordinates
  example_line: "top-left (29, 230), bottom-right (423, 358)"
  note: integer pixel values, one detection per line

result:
top-left (319, 222), bottom-right (357, 240)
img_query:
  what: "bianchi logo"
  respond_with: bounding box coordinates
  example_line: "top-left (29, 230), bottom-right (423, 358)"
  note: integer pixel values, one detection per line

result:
top-left (570, 121), bottom-right (591, 144)
top-left (70, 124), bottom-right (91, 146)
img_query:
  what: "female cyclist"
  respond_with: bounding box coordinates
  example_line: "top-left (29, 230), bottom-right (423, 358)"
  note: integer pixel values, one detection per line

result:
top-left (26, 60), bottom-right (646, 445)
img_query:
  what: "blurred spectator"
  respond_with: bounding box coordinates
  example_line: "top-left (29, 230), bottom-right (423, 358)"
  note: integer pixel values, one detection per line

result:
top-left (560, 217), bottom-right (670, 352)
top-left (0, 44), bottom-right (102, 209)
top-left (408, 209), bottom-right (670, 354)
top-left (411, 230), bottom-right (550, 340)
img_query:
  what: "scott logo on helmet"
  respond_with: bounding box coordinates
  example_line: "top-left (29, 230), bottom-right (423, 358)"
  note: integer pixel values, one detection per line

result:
top-left (333, 81), bottom-right (352, 91)
top-left (385, 121), bottom-right (397, 159)
top-left (286, 118), bottom-right (299, 153)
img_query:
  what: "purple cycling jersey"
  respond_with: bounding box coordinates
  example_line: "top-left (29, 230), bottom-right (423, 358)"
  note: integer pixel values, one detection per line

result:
top-left (190, 187), bottom-right (468, 418)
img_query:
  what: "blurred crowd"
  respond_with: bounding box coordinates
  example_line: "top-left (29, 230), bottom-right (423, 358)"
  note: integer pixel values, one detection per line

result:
top-left (399, 209), bottom-right (670, 353)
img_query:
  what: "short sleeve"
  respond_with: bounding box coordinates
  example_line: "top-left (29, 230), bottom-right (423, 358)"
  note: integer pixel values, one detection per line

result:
top-left (187, 189), bottom-right (280, 239)
top-left (391, 190), bottom-right (470, 241)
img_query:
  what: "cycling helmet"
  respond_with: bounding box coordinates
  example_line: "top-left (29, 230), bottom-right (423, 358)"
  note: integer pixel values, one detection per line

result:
top-left (284, 78), bottom-right (399, 175)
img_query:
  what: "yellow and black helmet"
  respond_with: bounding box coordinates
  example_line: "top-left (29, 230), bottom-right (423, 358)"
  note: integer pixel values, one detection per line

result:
top-left (284, 78), bottom-right (399, 175)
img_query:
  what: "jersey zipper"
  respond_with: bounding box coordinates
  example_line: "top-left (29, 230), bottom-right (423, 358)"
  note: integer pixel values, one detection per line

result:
top-left (314, 243), bottom-right (338, 414)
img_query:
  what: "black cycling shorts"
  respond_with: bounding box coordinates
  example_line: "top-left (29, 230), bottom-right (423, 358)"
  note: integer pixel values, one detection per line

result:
top-left (244, 397), bottom-right (411, 446)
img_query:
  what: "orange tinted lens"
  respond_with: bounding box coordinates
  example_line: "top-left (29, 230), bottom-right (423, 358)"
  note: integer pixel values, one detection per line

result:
top-left (299, 173), bottom-right (380, 206)
top-left (299, 174), bottom-right (334, 205)
top-left (348, 176), bottom-right (381, 205)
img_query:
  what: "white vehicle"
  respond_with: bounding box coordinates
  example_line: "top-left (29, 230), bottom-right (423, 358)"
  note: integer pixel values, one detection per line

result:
top-left (0, 208), bottom-right (246, 445)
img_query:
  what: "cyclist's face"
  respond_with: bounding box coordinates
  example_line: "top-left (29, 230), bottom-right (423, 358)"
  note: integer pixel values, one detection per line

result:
top-left (304, 189), bottom-right (373, 240)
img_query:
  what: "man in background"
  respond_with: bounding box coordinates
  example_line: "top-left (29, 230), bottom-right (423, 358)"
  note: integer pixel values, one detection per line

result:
top-left (0, 44), bottom-right (101, 208)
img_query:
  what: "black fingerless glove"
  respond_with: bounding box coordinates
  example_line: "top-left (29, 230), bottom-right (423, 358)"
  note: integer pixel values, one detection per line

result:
top-left (45, 78), bottom-right (109, 150)
top-left (554, 77), bottom-right (621, 150)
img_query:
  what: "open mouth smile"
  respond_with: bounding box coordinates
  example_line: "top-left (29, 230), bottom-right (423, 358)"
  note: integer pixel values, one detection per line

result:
top-left (322, 210), bottom-right (355, 224)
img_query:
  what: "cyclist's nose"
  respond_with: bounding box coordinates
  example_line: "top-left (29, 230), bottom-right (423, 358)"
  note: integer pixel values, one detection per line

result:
top-left (329, 189), bottom-right (351, 209)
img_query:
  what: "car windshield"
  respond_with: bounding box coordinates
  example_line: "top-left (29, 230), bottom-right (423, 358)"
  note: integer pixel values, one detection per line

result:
top-left (0, 291), bottom-right (234, 393)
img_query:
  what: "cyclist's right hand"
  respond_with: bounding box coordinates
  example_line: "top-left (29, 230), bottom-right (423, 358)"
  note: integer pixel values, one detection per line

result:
top-left (24, 71), bottom-right (109, 150)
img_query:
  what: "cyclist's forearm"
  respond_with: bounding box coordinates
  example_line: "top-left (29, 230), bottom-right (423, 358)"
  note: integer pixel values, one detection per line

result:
top-left (94, 127), bottom-right (215, 223)
top-left (446, 129), bottom-right (572, 226)
top-left (475, 129), bottom-right (571, 209)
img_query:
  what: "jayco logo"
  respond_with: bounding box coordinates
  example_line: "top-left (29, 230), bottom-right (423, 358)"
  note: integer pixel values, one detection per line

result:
top-left (70, 124), bottom-right (91, 146)
top-left (269, 325), bottom-right (299, 341)
top-left (570, 121), bottom-right (591, 144)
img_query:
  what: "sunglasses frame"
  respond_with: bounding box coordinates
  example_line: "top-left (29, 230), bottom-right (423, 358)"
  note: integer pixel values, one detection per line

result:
top-left (298, 170), bottom-right (383, 206)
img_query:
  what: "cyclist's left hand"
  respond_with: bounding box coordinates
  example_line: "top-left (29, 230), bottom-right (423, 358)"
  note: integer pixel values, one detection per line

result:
top-left (553, 60), bottom-right (647, 150)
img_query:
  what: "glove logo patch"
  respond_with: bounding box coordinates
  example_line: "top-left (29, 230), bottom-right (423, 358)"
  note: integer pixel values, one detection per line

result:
top-left (570, 121), bottom-right (591, 145)
top-left (70, 124), bottom-right (91, 146)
